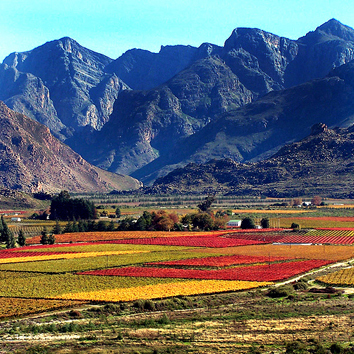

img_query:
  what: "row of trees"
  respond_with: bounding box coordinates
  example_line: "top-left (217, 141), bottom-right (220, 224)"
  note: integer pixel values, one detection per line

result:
top-left (117, 210), bottom-right (228, 232)
top-left (50, 191), bottom-right (97, 221)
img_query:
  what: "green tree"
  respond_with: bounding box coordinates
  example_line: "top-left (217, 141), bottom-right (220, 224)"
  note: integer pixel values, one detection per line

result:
top-left (97, 220), bottom-right (107, 231)
top-left (191, 213), bottom-right (214, 230)
top-left (17, 229), bottom-right (26, 247)
top-left (241, 217), bottom-right (256, 229)
top-left (291, 223), bottom-right (300, 230)
top-left (0, 216), bottom-right (4, 241)
top-left (1, 216), bottom-right (15, 248)
top-left (40, 227), bottom-right (49, 245)
top-left (115, 207), bottom-right (121, 218)
top-left (4, 227), bottom-right (15, 249)
top-left (107, 220), bottom-right (115, 231)
top-left (50, 190), bottom-right (97, 221)
top-left (51, 220), bottom-right (62, 235)
top-left (48, 234), bottom-right (55, 245)
top-left (197, 196), bottom-right (215, 213)
top-left (260, 217), bottom-right (270, 229)
top-left (72, 220), bottom-right (79, 233)
top-left (78, 219), bottom-right (88, 232)
top-left (64, 222), bottom-right (74, 233)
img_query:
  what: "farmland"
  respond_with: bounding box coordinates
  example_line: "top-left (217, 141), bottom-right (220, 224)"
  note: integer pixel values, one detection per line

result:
top-left (2, 201), bottom-right (354, 353)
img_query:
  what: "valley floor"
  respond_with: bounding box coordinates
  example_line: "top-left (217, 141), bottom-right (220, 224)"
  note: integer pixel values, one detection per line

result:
top-left (1, 272), bottom-right (354, 354)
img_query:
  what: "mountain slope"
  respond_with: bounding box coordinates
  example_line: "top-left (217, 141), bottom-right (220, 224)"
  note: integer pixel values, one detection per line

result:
top-left (0, 102), bottom-right (141, 193)
top-left (71, 56), bottom-right (253, 175)
top-left (0, 37), bottom-right (128, 138)
top-left (148, 123), bottom-right (354, 198)
top-left (130, 59), bottom-right (354, 183)
top-left (2, 19), bottom-right (354, 185)
top-left (76, 19), bottom-right (354, 181)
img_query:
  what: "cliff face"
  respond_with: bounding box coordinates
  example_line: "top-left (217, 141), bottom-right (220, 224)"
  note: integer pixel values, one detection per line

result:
top-left (0, 102), bottom-right (141, 193)
top-left (71, 56), bottom-right (253, 175)
top-left (0, 37), bottom-right (128, 139)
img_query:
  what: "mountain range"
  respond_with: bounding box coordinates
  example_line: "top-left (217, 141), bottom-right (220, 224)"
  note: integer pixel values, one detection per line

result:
top-left (148, 123), bottom-right (354, 198)
top-left (1, 19), bottom-right (354, 194)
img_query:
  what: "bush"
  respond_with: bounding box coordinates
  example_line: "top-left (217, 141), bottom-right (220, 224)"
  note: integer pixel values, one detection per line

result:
top-left (260, 217), bottom-right (270, 228)
top-left (293, 281), bottom-right (308, 290)
top-left (143, 299), bottom-right (156, 311)
top-left (267, 285), bottom-right (294, 298)
top-left (241, 217), bottom-right (256, 229)
top-left (291, 223), bottom-right (300, 230)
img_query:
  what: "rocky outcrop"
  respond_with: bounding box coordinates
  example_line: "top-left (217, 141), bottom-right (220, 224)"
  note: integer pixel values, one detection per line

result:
top-left (0, 102), bottom-right (141, 193)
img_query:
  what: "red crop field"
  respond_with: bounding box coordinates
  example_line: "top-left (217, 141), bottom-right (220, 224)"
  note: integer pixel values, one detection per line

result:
top-left (79, 259), bottom-right (332, 282)
top-left (105, 236), bottom-right (265, 248)
top-left (278, 234), bottom-right (354, 245)
top-left (147, 254), bottom-right (290, 267)
top-left (0, 250), bottom-right (76, 259)
top-left (26, 230), bottom-right (231, 245)
top-left (226, 233), bottom-right (287, 243)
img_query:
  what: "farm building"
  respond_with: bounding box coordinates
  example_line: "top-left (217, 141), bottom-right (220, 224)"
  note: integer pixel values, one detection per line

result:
top-left (11, 217), bottom-right (21, 222)
top-left (227, 220), bottom-right (242, 228)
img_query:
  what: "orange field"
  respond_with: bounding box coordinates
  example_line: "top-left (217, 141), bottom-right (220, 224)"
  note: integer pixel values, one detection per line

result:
top-left (191, 244), bottom-right (354, 261)
top-left (26, 230), bottom-right (231, 245)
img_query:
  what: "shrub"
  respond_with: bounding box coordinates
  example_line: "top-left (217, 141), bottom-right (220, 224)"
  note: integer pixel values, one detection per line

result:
top-left (260, 218), bottom-right (270, 229)
top-left (291, 223), bottom-right (300, 230)
top-left (267, 285), bottom-right (294, 298)
top-left (241, 217), bottom-right (256, 229)
top-left (293, 281), bottom-right (308, 290)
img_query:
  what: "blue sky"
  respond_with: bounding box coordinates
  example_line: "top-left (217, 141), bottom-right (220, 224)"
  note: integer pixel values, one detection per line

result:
top-left (1, 0), bottom-right (354, 62)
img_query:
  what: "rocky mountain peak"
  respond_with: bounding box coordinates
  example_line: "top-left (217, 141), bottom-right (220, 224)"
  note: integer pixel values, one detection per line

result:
top-left (311, 123), bottom-right (328, 135)
top-left (315, 18), bottom-right (354, 41)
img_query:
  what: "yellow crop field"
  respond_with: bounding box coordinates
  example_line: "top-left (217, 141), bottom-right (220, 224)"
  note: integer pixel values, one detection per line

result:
top-left (317, 267), bottom-right (354, 286)
top-left (56, 280), bottom-right (272, 302)
top-left (0, 250), bottom-right (150, 264)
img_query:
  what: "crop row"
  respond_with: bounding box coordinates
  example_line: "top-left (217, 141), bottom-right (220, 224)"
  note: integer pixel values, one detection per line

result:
top-left (0, 250), bottom-right (77, 258)
top-left (147, 254), bottom-right (290, 267)
top-left (18, 243), bottom-right (191, 253)
top-left (317, 267), bottom-right (354, 286)
top-left (162, 244), bottom-right (354, 261)
top-left (56, 280), bottom-right (272, 302)
top-left (26, 230), bottom-right (231, 245)
top-left (305, 230), bottom-right (354, 237)
top-left (0, 250), bottom-right (149, 264)
top-left (0, 297), bottom-right (85, 319)
top-left (79, 259), bottom-right (332, 282)
top-left (0, 272), bottom-right (183, 298)
top-left (226, 233), bottom-right (287, 243)
top-left (0, 248), bottom-right (220, 273)
top-left (294, 217), bottom-right (354, 222)
top-left (277, 235), bottom-right (354, 244)
top-left (105, 236), bottom-right (264, 248)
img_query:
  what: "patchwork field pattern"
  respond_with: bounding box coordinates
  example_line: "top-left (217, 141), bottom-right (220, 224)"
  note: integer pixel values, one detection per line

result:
top-left (278, 217), bottom-right (354, 229)
top-left (317, 267), bottom-right (354, 286)
top-left (0, 230), bottom-right (352, 316)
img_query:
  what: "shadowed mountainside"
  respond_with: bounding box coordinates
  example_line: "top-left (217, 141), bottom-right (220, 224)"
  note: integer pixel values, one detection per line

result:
top-left (148, 123), bottom-right (354, 198)
top-left (0, 102), bottom-right (141, 193)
